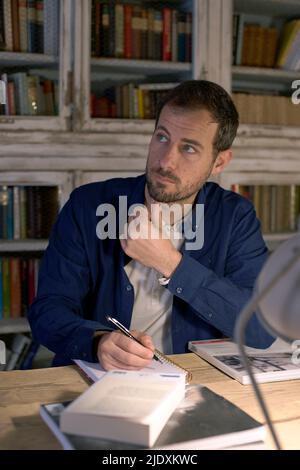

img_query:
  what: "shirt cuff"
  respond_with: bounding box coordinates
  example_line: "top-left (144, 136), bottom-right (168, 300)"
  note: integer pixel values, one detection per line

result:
top-left (167, 253), bottom-right (209, 302)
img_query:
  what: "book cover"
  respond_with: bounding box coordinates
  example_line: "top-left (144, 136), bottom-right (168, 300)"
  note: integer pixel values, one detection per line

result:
top-left (40, 384), bottom-right (265, 450)
top-left (60, 371), bottom-right (186, 447)
top-left (189, 338), bottom-right (300, 385)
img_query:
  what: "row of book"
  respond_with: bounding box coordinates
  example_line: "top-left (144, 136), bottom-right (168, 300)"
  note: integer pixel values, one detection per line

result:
top-left (0, 0), bottom-right (59, 55)
top-left (0, 185), bottom-right (59, 240)
top-left (232, 13), bottom-right (300, 71)
top-left (91, 1), bottom-right (192, 62)
top-left (91, 82), bottom-right (177, 119)
top-left (0, 256), bottom-right (40, 319)
top-left (232, 93), bottom-right (300, 127)
top-left (231, 185), bottom-right (300, 234)
top-left (0, 72), bottom-right (58, 116)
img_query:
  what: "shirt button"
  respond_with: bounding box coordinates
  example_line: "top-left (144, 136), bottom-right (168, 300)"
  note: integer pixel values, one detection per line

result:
top-left (126, 285), bottom-right (132, 291)
top-left (83, 352), bottom-right (87, 358)
top-left (176, 287), bottom-right (182, 294)
top-left (208, 312), bottom-right (213, 318)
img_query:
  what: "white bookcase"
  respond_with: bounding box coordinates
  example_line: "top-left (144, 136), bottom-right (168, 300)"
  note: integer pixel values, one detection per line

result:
top-left (0, 0), bottom-right (300, 337)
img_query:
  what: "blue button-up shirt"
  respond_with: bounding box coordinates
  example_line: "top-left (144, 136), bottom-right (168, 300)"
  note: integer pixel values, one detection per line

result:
top-left (28, 175), bottom-right (275, 366)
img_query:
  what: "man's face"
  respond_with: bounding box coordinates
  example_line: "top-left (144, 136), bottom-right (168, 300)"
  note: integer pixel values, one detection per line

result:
top-left (146, 105), bottom-right (229, 204)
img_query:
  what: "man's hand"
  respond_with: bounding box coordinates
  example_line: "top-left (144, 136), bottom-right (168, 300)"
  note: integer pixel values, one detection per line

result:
top-left (120, 204), bottom-right (182, 278)
top-left (97, 330), bottom-right (155, 371)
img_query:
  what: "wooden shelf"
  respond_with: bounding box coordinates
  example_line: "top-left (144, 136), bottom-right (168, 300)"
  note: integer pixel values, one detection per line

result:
top-left (0, 52), bottom-right (58, 67)
top-left (90, 58), bottom-right (191, 75)
top-left (0, 239), bottom-right (48, 252)
top-left (0, 318), bottom-right (30, 334)
top-left (232, 66), bottom-right (300, 84)
top-left (234, 0), bottom-right (300, 17)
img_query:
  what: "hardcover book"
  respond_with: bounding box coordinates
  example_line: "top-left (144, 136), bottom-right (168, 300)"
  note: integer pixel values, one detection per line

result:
top-left (188, 338), bottom-right (300, 385)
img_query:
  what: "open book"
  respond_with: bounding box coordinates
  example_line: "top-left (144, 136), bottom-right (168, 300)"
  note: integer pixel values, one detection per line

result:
top-left (59, 370), bottom-right (185, 447)
top-left (188, 338), bottom-right (300, 385)
top-left (40, 384), bottom-right (265, 450)
top-left (74, 355), bottom-right (192, 383)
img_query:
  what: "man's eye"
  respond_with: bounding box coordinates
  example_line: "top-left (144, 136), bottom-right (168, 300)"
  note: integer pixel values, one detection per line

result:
top-left (183, 145), bottom-right (196, 154)
top-left (157, 134), bottom-right (168, 143)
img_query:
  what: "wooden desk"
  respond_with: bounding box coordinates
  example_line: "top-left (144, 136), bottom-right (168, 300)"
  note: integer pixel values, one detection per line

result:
top-left (1, 353), bottom-right (300, 450)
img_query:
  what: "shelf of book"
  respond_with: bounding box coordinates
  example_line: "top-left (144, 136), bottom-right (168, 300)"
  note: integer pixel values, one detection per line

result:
top-left (73, 0), bottom-right (201, 132)
top-left (230, 0), bottom-right (300, 127)
top-left (0, 0), bottom-right (72, 131)
top-left (0, 317), bottom-right (30, 334)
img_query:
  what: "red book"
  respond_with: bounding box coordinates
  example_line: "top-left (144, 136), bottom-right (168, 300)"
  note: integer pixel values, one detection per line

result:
top-left (10, 257), bottom-right (21, 317)
top-left (124, 4), bottom-right (132, 59)
top-left (27, 258), bottom-right (35, 307)
top-left (162, 7), bottom-right (171, 61)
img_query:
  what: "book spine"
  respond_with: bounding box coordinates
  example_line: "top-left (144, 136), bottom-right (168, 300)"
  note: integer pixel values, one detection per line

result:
top-left (171, 9), bottom-right (178, 62)
top-left (162, 7), bottom-right (171, 61)
top-left (3, 0), bottom-right (14, 50)
top-left (19, 186), bottom-right (26, 238)
top-left (124, 3), bottom-right (132, 59)
top-left (10, 257), bottom-right (21, 317)
top-left (7, 186), bottom-right (13, 239)
top-left (114, 3), bottom-right (124, 58)
top-left (35, 0), bottom-right (43, 53)
top-left (0, 185), bottom-right (9, 239)
top-left (27, 258), bottom-right (35, 306)
top-left (13, 186), bottom-right (20, 240)
top-left (11, 0), bottom-right (20, 51)
top-left (18, 0), bottom-right (27, 52)
top-left (21, 257), bottom-right (28, 314)
top-left (44, 0), bottom-right (59, 55)
top-left (2, 257), bottom-right (10, 318)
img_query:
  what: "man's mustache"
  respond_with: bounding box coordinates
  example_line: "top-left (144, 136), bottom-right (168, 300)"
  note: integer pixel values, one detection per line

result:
top-left (154, 169), bottom-right (180, 184)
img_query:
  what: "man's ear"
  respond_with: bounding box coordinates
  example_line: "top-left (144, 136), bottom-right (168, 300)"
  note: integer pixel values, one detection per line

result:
top-left (211, 149), bottom-right (232, 175)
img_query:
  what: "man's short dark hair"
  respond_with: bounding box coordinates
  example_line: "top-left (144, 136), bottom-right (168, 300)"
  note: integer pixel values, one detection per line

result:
top-left (155, 80), bottom-right (239, 157)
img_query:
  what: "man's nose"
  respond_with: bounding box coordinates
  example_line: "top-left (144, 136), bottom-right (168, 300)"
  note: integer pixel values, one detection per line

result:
top-left (159, 144), bottom-right (179, 170)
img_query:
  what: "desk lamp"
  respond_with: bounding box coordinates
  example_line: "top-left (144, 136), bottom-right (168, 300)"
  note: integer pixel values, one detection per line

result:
top-left (235, 233), bottom-right (300, 450)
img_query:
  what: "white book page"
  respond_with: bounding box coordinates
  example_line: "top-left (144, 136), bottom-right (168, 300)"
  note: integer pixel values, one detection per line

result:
top-left (74, 357), bottom-right (186, 383)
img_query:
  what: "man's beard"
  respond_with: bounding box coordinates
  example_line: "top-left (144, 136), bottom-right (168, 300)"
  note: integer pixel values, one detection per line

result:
top-left (146, 166), bottom-right (207, 203)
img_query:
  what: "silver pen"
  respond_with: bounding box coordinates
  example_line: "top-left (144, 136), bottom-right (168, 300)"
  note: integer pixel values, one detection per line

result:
top-left (106, 315), bottom-right (163, 363)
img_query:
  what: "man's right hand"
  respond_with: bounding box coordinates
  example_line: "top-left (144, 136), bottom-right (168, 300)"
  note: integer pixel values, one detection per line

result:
top-left (97, 330), bottom-right (155, 371)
